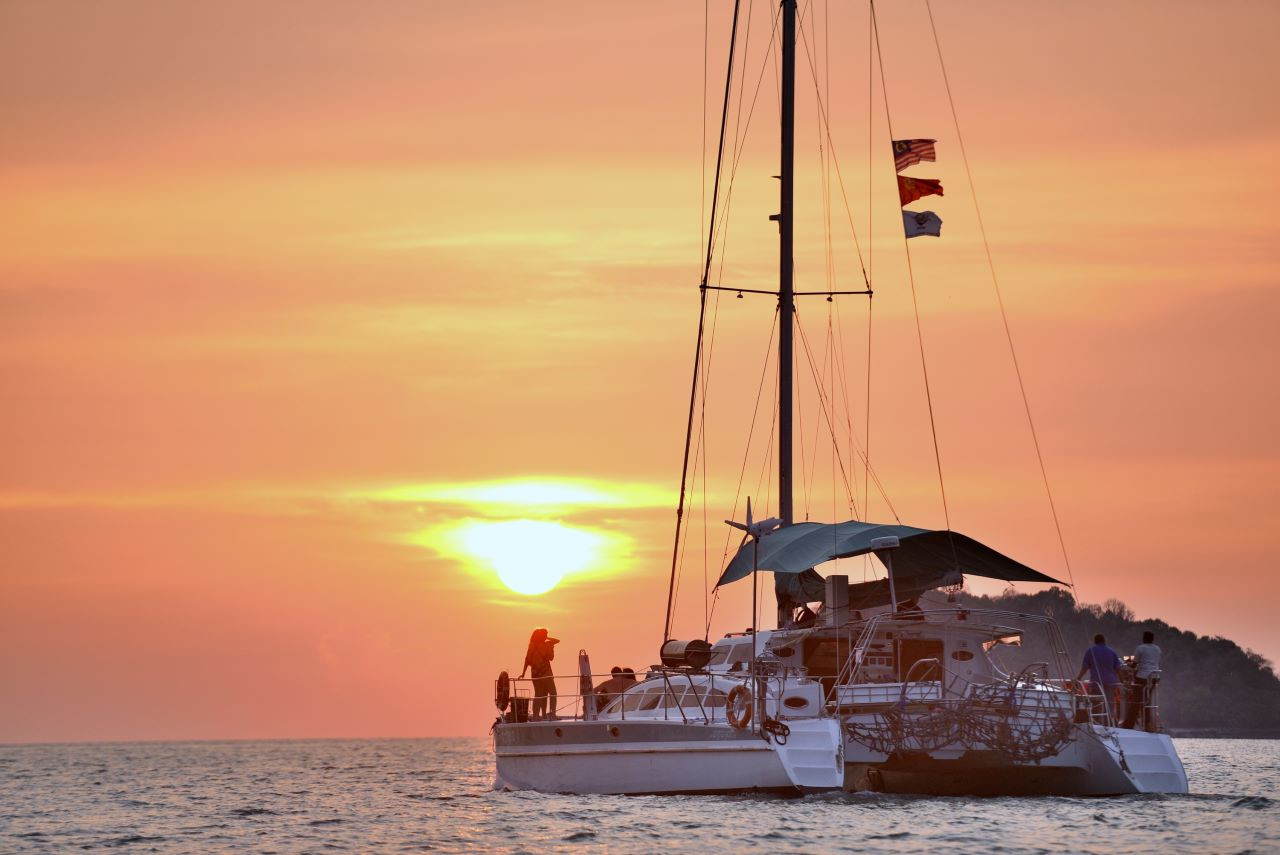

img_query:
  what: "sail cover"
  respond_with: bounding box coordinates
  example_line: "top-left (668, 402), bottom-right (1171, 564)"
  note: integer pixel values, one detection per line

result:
top-left (716, 520), bottom-right (1063, 588)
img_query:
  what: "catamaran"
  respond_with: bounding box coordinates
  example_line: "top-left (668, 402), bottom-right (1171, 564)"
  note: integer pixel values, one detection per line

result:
top-left (490, 1), bottom-right (1187, 796)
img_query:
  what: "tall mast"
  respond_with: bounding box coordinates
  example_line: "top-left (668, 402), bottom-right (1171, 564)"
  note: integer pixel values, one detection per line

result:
top-left (778, 0), bottom-right (796, 528)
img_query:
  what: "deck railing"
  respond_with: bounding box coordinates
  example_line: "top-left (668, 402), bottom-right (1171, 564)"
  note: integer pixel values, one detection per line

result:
top-left (498, 669), bottom-right (742, 725)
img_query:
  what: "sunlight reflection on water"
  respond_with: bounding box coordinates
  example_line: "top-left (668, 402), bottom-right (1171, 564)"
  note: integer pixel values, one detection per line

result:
top-left (1, 738), bottom-right (1276, 853)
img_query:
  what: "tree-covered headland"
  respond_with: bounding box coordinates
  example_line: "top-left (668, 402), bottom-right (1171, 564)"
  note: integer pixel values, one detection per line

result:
top-left (954, 587), bottom-right (1280, 735)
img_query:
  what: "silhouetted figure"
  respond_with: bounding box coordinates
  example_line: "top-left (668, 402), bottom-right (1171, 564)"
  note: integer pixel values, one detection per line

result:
top-left (594, 666), bottom-right (630, 712)
top-left (519, 627), bottom-right (559, 720)
top-left (1123, 631), bottom-right (1162, 729)
top-left (1076, 633), bottom-right (1123, 722)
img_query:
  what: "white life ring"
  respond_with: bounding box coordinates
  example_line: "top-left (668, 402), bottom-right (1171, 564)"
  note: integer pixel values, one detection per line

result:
top-left (727, 685), bottom-right (753, 729)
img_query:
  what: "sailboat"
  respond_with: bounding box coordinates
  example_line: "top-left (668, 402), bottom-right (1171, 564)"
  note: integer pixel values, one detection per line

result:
top-left (491, 1), bottom-right (1187, 796)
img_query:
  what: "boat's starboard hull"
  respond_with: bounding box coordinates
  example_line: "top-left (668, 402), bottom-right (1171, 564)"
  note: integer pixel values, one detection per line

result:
top-left (493, 719), bottom-right (794, 795)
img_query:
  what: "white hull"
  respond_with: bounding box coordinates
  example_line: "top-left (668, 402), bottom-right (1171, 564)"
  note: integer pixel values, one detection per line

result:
top-left (844, 724), bottom-right (1188, 796)
top-left (493, 719), bottom-right (794, 795)
top-left (1095, 727), bottom-right (1188, 794)
top-left (493, 717), bottom-right (1189, 797)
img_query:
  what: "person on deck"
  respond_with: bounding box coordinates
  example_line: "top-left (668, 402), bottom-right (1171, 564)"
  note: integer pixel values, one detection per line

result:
top-left (1122, 631), bottom-right (1162, 729)
top-left (593, 666), bottom-right (630, 712)
top-left (519, 627), bottom-right (559, 720)
top-left (1076, 633), bottom-right (1123, 721)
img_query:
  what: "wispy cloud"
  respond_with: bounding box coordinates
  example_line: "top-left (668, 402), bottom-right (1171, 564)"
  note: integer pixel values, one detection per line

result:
top-left (348, 477), bottom-right (672, 514)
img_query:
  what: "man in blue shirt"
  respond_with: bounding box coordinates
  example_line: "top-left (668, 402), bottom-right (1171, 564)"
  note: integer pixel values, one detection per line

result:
top-left (1076, 633), bottom-right (1123, 721)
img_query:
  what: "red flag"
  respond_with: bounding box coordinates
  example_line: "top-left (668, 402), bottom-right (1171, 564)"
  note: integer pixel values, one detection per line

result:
top-left (897, 175), bottom-right (944, 206)
top-left (893, 138), bottom-right (937, 171)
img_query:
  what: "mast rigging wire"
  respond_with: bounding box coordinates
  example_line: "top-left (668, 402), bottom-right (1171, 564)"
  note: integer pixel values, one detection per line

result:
top-left (795, 14), bottom-right (871, 290)
top-left (709, 2), bottom-right (779, 286)
top-left (705, 307), bottom-right (780, 638)
top-left (923, 0), bottom-right (1078, 597)
top-left (665, 0), bottom-right (743, 644)
top-left (870, 0), bottom-right (960, 570)
top-left (864, 0), bottom-right (875, 560)
top-left (795, 307), bottom-right (901, 521)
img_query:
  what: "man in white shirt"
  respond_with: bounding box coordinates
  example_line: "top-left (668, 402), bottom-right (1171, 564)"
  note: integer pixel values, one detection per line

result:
top-left (1123, 631), bottom-right (1162, 729)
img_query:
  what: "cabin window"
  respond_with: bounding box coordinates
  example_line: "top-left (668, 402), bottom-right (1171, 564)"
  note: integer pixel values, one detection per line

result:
top-left (637, 688), bottom-right (666, 711)
top-left (679, 686), bottom-right (728, 709)
top-left (982, 632), bottom-right (1023, 652)
top-left (707, 643), bottom-right (750, 668)
top-left (616, 685), bottom-right (665, 713)
top-left (897, 638), bottom-right (944, 682)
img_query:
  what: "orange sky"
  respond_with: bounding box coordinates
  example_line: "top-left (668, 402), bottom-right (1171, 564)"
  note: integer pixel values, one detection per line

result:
top-left (2, 0), bottom-right (1278, 743)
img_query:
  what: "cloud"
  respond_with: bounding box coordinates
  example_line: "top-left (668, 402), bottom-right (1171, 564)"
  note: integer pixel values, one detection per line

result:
top-left (348, 477), bottom-right (672, 514)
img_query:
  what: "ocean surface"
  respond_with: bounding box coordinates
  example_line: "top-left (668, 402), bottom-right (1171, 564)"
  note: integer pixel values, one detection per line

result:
top-left (1, 737), bottom-right (1276, 853)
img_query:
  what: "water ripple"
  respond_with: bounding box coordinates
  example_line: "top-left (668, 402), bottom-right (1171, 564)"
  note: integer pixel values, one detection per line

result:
top-left (0, 738), bottom-right (1275, 853)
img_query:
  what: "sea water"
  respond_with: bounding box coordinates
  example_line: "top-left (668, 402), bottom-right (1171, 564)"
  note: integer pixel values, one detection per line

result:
top-left (1, 738), bottom-right (1276, 853)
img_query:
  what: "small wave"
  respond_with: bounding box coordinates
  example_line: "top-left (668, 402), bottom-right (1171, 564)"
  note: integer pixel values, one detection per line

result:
top-left (1231, 796), bottom-right (1273, 810)
top-left (309, 818), bottom-right (345, 826)
top-left (231, 807), bottom-right (278, 817)
top-left (108, 834), bottom-right (166, 847)
top-left (563, 830), bottom-right (596, 842)
top-left (179, 824), bottom-right (230, 833)
top-left (869, 831), bottom-right (912, 840)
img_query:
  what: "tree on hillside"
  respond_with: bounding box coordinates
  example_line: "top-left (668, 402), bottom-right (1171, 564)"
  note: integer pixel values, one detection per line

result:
top-left (954, 587), bottom-right (1280, 733)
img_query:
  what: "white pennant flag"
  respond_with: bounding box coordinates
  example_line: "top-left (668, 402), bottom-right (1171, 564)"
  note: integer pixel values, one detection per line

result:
top-left (903, 210), bottom-right (943, 239)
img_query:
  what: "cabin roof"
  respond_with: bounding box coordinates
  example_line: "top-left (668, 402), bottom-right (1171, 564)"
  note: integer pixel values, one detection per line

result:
top-left (717, 520), bottom-right (1063, 590)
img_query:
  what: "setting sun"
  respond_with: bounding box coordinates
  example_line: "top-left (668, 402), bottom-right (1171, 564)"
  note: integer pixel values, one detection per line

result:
top-left (433, 518), bottom-right (614, 595)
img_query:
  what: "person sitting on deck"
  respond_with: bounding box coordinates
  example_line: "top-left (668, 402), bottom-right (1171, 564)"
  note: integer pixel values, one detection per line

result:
top-left (1076, 633), bottom-right (1123, 721)
top-left (593, 666), bottom-right (631, 712)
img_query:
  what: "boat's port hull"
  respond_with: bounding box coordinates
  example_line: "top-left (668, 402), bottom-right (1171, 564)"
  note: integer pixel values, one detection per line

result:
top-left (493, 719), bottom-right (794, 795)
top-left (843, 726), bottom-right (1187, 796)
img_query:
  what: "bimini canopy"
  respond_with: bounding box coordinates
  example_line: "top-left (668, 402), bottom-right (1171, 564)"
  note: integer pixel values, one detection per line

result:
top-left (716, 520), bottom-right (1063, 589)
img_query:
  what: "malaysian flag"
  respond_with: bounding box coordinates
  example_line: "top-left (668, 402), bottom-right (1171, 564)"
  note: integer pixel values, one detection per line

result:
top-left (893, 138), bottom-right (937, 172)
top-left (897, 175), bottom-right (944, 206)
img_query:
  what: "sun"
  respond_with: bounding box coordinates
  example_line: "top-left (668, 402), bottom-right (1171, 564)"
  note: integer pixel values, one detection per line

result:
top-left (448, 519), bottom-right (609, 595)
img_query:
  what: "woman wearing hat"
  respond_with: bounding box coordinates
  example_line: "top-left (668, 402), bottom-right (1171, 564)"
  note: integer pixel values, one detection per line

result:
top-left (519, 627), bottom-right (559, 720)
